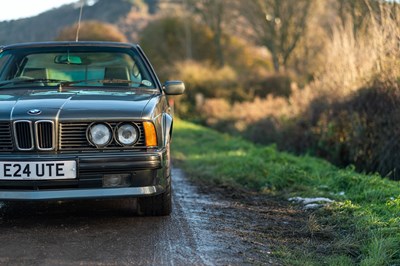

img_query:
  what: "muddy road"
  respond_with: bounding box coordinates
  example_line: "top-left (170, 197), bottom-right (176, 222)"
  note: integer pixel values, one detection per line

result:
top-left (0, 168), bottom-right (308, 265)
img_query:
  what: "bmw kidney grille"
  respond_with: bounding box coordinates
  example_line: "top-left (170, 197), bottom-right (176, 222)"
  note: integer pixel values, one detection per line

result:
top-left (13, 120), bottom-right (55, 151)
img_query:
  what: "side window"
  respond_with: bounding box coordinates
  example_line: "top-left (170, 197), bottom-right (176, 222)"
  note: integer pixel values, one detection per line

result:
top-left (0, 53), bottom-right (10, 69)
top-left (0, 53), bottom-right (11, 80)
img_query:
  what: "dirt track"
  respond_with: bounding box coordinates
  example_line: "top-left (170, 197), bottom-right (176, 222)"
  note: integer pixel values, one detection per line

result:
top-left (0, 168), bottom-right (313, 265)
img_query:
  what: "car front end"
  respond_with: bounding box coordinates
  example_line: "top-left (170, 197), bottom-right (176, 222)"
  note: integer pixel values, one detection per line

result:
top-left (0, 42), bottom-right (184, 215)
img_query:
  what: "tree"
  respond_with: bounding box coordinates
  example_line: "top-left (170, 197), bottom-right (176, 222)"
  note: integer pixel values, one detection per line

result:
top-left (241, 0), bottom-right (313, 72)
top-left (55, 20), bottom-right (128, 42)
top-left (139, 16), bottom-right (216, 77)
top-left (186, 0), bottom-right (228, 67)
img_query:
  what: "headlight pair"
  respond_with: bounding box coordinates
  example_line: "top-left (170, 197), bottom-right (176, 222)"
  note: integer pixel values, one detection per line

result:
top-left (87, 122), bottom-right (139, 148)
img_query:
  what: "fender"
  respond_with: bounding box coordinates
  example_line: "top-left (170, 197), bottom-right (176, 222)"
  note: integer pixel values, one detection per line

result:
top-left (162, 113), bottom-right (173, 147)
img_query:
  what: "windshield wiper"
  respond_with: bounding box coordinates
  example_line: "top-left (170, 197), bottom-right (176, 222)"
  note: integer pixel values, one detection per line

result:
top-left (0, 78), bottom-right (151, 89)
top-left (60, 79), bottom-right (147, 87)
top-left (0, 78), bottom-right (68, 87)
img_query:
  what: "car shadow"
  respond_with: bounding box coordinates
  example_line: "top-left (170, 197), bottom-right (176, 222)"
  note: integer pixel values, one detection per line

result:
top-left (0, 198), bottom-right (141, 227)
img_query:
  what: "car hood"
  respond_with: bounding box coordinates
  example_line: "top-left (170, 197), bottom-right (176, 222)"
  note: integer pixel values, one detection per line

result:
top-left (0, 88), bottom-right (158, 121)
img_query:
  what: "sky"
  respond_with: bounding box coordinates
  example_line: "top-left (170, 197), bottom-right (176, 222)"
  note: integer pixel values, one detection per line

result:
top-left (0, 0), bottom-right (81, 21)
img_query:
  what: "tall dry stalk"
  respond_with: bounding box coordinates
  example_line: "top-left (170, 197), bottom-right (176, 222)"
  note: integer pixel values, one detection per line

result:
top-left (369, 2), bottom-right (400, 84)
top-left (314, 2), bottom-right (399, 98)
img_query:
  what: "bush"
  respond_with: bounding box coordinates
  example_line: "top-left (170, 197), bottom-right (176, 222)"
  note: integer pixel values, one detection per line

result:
top-left (198, 98), bottom-right (232, 126)
top-left (166, 61), bottom-right (247, 119)
top-left (237, 81), bottom-right (400, 180)
top-left (309, 83), bottom-right (400, 180)
top-left (56, 20), bottom-right (127, 42)
top-left (139, 16), bottom-right (216, 80)
top-left (250, 74), bottom-right (293, 98)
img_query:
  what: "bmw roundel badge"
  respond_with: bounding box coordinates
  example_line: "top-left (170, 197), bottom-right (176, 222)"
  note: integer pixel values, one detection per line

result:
top-left (28, 109), bottom-right (42, 115)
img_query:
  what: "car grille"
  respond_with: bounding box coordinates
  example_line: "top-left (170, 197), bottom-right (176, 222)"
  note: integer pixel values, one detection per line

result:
top-left (14, 121), bottom-right (34, 150)
top-left (59, 122), bottom-right (146, 151)
top-left (36, 121), bottom-right (54, 150)
top-left (0, 122), bottom-right (13, 151)
top-left (13, 120), bottom-right (54, 151)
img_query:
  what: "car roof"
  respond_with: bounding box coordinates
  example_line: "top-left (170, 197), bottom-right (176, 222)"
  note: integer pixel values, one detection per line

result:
top-left (1, 41), bottom-right (137, 51)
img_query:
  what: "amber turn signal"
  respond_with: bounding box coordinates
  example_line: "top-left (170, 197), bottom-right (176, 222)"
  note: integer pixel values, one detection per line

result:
top-left (143, 121), bottom-right (158, 147)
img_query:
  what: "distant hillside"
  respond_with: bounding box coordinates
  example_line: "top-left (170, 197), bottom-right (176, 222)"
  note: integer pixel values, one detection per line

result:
top-left (0, 0), bottom-right (150, 45)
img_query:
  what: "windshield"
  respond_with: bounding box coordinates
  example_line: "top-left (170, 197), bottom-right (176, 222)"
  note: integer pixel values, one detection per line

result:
top-left (0, 46), bottom-right (157, 89)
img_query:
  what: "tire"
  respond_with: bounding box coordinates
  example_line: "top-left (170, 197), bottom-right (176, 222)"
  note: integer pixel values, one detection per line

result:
top-left (137, 178), bottom-right (172, 216)
top-left (137, 141), bottom-right (172, 216)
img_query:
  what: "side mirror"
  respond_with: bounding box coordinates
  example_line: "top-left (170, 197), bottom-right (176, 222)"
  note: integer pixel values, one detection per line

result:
top-left (164, 80), bottom-right (185, 95)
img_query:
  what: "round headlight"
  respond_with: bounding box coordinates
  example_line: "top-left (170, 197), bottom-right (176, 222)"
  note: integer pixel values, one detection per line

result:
top-left (116, 123), bottom-right (138, 146)
top-left (88, 123), bottom-right (112, 147)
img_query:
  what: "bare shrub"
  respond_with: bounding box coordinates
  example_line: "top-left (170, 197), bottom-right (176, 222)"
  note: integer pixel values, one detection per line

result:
top-left (198, 78), bottom-right (321, 145)
top-left (167, 61), bottom-right (240, 118)
top-left (199, 93), bottom-right (295, 131)
top-left (230, 96), bottom-right (289, 131)
top-left (199, 98), bottom-right (232, 126)
top-left (171, 61), bottom-right (237, 99)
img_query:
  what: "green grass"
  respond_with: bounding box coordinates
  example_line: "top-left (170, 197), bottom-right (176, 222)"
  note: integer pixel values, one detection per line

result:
top-left (171, 120), bottom-right (400, 265)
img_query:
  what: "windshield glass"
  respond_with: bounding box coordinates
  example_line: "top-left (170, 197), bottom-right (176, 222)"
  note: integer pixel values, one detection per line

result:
top-left (0, 46), bottom-right (157, 89)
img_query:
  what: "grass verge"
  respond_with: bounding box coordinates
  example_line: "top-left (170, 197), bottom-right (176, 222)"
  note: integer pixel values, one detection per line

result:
top-left (171, 119), bottom-right (400, 265)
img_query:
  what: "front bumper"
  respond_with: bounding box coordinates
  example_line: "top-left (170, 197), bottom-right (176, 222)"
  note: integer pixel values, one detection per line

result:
top-left (0, 149), bottom-right (169, 201)
top-left (0, 186), bottom-right (163, 201)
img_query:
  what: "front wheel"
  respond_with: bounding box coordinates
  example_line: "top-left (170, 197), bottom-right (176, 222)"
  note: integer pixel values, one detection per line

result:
top-left (137, 179), bottom-right (172, 216)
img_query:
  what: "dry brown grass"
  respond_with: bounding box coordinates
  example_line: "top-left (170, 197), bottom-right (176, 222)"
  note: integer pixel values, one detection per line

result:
top-left (313, 4), bottom-right (400, 97)
top-left (199, 81), bottom-right (318, 133)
